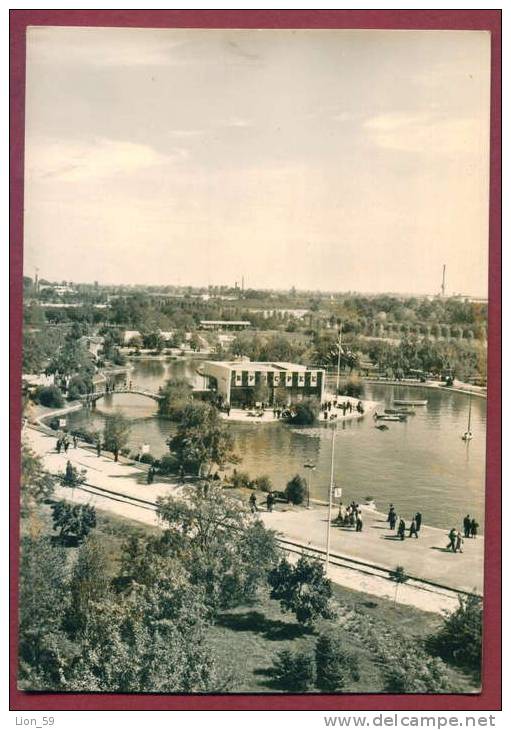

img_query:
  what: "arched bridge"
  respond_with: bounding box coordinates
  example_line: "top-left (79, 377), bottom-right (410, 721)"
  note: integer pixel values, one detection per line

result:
top-left (80, 386), bottom-right (163, 404)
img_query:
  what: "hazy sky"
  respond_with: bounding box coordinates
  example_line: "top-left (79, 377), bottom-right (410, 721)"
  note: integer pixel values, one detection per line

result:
top-left (24, 27), bottom-right (490, 295)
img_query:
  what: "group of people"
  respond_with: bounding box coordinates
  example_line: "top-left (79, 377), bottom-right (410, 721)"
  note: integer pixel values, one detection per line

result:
top-left (322, 399), bottom-right (364, 421)
top-left (56, 434), bottom-right (77, 453)
top-left (248, 491), bottom-right (276, 513)
top-left (445, 515), bottom-right (479, 553)
top-left (463, 514), bottom-right (479, 539)
top-left (335, 501), bottom-right (364, 531)
top-left (386, 504), bottom-right (423, 540)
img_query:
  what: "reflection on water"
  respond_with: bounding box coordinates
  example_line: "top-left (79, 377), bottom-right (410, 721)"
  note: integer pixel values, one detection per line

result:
top-left (66, 359), bottom-right (487, 530)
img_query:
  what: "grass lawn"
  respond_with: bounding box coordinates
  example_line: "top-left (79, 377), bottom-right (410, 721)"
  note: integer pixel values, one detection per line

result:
top-left (22, 503), bottom-right (480, 695)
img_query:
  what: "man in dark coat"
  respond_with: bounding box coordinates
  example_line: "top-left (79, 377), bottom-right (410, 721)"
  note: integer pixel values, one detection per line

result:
top-left (463, 514), bottom-right (471, 538)
top-left (447, 528), bottom-right (457, 552)
top-left (415, 512), bottom-right (422, 532)
top-left (389, 511), bottom-right (397, 530)
top-left (397, 519), bottom-right (406, 540)
top-left (470, 518), bottom-right (479, 538)
top-left (409, 518), bottom-right (418, 539)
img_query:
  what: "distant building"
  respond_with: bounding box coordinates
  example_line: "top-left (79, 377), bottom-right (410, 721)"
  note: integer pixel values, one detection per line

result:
top-left (79, 336), bottom-right (104, 358)
top-left (123, 330), bottom-right (142, 344)
top-left (201, 360), bottom-right (325, 407)
top-left (199, 320), bottom-right (251, 331)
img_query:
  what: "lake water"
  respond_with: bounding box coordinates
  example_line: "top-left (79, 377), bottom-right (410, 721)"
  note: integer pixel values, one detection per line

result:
top-left (66, 358), bottom-right (487, 530)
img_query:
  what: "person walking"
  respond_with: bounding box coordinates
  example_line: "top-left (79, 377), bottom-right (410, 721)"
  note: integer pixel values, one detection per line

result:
top-left (463, 514), bottom-right (471, 539)
top-left (266, 491), bottom-right (275, 513)
top-left (147, 466), bottom-right (154, 485)
top-left (63, 438), bottom-right (70, 453)
top-left (389, 511), bottom-right (397, 531)
top-left (447, 527), bottom-right (457, 552)
top-left (415, 511), bottom-right (422, 532)
top-left (249, 492), bottom-right (257, 513)
top-left (409, 518), bottom-right (418, 539)
top-left (387, 504), bottom-right (395, 522)
top-left (397, 519), bottom-right (406, 541)
top-left (356, 515), bottom-right (363, 532)
top-left (96, 441), bottom-right (102, 458)
top-left (470, 518), bottom-right (479, 538)
top-left (73, 434), bottom-right (78, 449)
top-left (56, 438), bottom-right (62, 454)
top-left (455, 531), bottom-right (464, 553)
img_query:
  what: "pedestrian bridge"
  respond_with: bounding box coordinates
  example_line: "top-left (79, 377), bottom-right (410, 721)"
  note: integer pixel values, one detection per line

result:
top-left (80, 386), bottom-right (163, 404)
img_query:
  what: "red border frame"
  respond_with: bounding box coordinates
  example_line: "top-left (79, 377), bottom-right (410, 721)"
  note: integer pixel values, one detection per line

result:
top-left (9, 9), bottom-right (502, 712)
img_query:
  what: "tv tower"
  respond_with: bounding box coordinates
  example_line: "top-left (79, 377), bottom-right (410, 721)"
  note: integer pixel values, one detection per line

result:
top-left (441, 264), bottom-right (446, 298)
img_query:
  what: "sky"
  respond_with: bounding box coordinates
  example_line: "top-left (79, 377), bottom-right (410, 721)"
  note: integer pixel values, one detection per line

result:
top-left (23, 27), bottom-right (491, 296)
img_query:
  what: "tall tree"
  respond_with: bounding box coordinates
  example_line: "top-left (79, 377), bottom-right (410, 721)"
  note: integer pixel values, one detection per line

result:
top-left (103, 412), bottom-right (131, 461)
top-left (167, 402), bottom-right (239, 476)
top-left (157, 377), bottom-right (193, 420)
top-left (156, 484), bottom-right (279, 613)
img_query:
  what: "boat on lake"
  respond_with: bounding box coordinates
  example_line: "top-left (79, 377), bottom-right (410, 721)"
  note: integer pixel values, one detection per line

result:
top-left (374, 413), bottom-right (405, 422)
top-left (394, 399), bottom-right (427, 406)
top-left (384, 408), bottom-right (415, 415)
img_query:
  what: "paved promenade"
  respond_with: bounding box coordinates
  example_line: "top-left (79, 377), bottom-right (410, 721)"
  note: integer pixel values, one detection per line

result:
top-left (24, 426), bottom-right (483, 611)
top-left (259, 505), bottom-right (484, 595)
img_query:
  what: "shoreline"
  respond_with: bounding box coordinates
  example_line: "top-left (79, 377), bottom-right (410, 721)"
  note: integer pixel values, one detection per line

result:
top-left (23, 425), bottom-right (483, 613)
top-left (363, 378), bottom-right (487, 399)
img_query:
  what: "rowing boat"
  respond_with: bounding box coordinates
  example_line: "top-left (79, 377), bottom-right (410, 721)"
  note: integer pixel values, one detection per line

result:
top-left (394, 399), bottom-right (427, 406)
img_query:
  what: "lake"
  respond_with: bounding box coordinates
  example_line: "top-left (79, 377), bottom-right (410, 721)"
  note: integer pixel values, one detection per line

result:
top-left (65, 358), bottom-right (487, 530)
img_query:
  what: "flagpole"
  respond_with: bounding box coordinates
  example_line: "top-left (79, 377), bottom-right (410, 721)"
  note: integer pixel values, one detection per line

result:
top-left (326, 323), bottom-right (342, 575)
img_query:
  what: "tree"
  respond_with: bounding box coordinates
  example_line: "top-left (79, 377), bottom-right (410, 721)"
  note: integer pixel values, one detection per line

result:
top-left (66, 535), bottom-right (112, 637)
top-left (156, 484), bottom-right (279, 613)
top-left (36, 385), bottom-right (64, 408)
top-left (389, 565), bottom-right (409, 607)
top-left (285, 474), bottom-right (307, 505)
top-left (271, 649), bottom-right (316, 691)
top-left (18, 535), bottom-right (72, 689)
top-left (289, 399), bottom-right (319, 425)
top-left (51, 501), bottom-right (97, 543)
top-left (268, 556), bottom-right (334, 626)
top-left (167, 402), bottom-right (239, 477)
top-left (67, 375), bottom-right (90, 401)
top-left (103, 413), bottom-right (131, 461)
top-left (315, 633), bottom-right (360, 691)
top-left (427, 594), bottom-right (482, 675)
top-left (20, 443), bottom-right (55, 514)
top-left (157, 377), bottom-right (193, 420)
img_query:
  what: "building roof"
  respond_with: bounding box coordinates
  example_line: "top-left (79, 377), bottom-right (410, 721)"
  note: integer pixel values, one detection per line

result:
top-left (200, 320), bottom-right (251, 326)
top-left (204, 360), bottom-right (319, 373)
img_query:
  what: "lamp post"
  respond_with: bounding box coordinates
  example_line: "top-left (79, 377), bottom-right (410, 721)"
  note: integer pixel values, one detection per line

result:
top-left (326, 323), bottom-right (342, 574)
top-left (304, 462), bottom-right (316, 509)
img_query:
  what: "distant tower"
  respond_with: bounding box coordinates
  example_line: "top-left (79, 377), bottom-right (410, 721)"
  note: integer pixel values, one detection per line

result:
top-left (441, 264), bottom-right (446, 298)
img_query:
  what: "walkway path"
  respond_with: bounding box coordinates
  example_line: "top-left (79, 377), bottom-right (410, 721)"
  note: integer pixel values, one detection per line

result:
top-left (23, 426), bottom-right (483, 613)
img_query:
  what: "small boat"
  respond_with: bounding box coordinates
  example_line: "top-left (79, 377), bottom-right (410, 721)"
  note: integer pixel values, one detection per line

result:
top-left (374, 413), bottom-right (403, 422)
top-left (394, 399), bottom-right (427, 406)
top-left (384, 408), bottom-right (415, 416)
top-left (462, 394), bottom-right (473, 441)
top-left (375, 424), bottom-right (389, 431)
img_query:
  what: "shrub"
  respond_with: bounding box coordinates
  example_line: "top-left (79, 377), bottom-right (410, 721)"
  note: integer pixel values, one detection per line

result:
top-left (67, 375), bottom-right (89, 401)
top-left (139, 453), bottom-right (155, 465)
top-left (289, 398), bottom-right (319, 425)
top-left (427, 594), bottom-right (482, 675)
top-left (254, 475), bottom-right (272, 493)
top-left (272, 649), bottom-right (316, 692)
top-left (338, 378), bottom-right (365, 398)
top-left (315, 633), bottom-right (360, 691)
top-left (285, 474), bottom-right (307, 505)
top-left (381, 651), bottom-right (451, 693)
top-left (158, 454), bottom-right (178, 475)
top-left (268, 556), bottom-right (334, 626)
top-left (36, 385), bottom-right (64, 409)
top-left (231, 471), bottom-right (252, 489)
